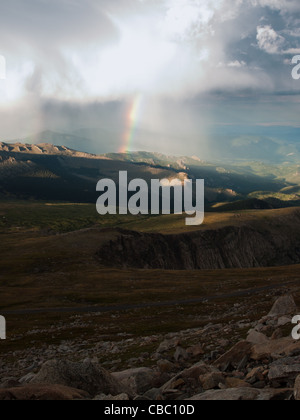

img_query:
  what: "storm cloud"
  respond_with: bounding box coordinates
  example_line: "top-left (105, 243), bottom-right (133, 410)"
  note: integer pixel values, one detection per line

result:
top-left (0, 0), bottom-right (299, 156)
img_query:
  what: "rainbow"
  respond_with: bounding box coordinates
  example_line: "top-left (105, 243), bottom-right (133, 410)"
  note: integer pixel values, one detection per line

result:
top-left (119, 94), bottom-right (143, 154)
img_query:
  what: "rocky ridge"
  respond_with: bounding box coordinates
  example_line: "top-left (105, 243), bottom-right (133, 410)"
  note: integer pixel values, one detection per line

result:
top-left (97, 214), bottom-right (300, 269)
top-left (1, 295), bottom-right (300, 400)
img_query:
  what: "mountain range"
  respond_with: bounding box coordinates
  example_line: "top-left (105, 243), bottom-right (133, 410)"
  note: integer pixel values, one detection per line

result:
top-left (2, 129), bottom-right (300, 163)
top-left (0, 138), bottom-right (300, 209)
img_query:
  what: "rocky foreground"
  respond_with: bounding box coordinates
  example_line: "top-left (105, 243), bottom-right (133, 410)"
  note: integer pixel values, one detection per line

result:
top-left (1, 295), bottom-right (300, 400)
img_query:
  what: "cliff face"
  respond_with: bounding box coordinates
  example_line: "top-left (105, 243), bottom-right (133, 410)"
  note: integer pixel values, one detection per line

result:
top-left (97, 211), bottom-right (300, 270)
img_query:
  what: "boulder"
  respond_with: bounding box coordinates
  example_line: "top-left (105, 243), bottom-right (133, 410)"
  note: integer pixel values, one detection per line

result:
top-left (246, 367), bottom-right (265, 384)
top-left (277, 316), bottom-right (292, 327)
top-left (199, 372), bottom-right (225, 390)
top-left (268, 295), bottom-right (297, 318)
top-left (30, 359), bottom-right (122, 397)
top-left (225, 377), bottom-right (250, 389)
top-left (157, 360), bottom-right (176, 374)
top-left (186, 345), bottom-right (204, 358)
top-left (157, 338), bottom-right (180, 354)
top-left (247, 330), bottom-right (269, 345)
top-left (268, 357), bottom-right (300, 387)
top-left (0, 384), bottom-right (89, 400)
top-left (174, 347), bottom-right (188, 362)
top-left (214, 341), bottom-right (252, 371)
top-left (112, 367), bottom-right (157, 395)
top-left (160, 362), bottom-right (218, 394)
top-left (251, 337), bottom-right (300, 361)
top-left (271, 329), bottom-right (284, 340)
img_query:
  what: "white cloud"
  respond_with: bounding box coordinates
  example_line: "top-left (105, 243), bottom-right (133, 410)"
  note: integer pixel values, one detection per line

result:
top-left (163, 0), bottom-right (220, 41)
top-left (256, 25), bottom-right (285, 54)
top-left (228, 60), bottom-right (247, 67)
top-left (0, 0), bottom-right (299, 107)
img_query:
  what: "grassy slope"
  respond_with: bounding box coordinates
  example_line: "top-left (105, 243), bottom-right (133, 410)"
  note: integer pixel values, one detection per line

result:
top-left (1, 200), bottom-right (300, 364)
top-left (1, 199), bottom-right (299, 234)
top-left (0, 201), bottom-right (300, 312)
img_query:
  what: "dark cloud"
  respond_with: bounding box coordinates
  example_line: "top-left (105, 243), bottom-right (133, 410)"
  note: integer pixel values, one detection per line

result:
top-left (0, 0), bottom-right (119, 49)
top-left (0, 0), bottom-right (299, 154)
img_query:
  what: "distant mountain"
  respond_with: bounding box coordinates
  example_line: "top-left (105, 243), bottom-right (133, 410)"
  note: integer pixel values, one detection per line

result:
top-left (208, 124), bottom-right (300, 163)
top-left (0, 141), bottom-right (190, 203)
top-left (230, 136), bottom-right (300, 163)
top-left (0, 140), bottom-right (298, 211)
top-left (0, 141), bottom-right (100, 159)
top-left (5, 128), bottom-right (300, 163)
top-left (9, 131), bottom-right (96, 155)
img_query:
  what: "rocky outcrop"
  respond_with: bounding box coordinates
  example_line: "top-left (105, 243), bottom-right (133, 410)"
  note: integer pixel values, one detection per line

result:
top-left (268, 295), bottom-right (297, 318)
top-left (112, 368), bottom-right (158, 395)
top-left (29, 359), bottom-right (123, 397)
top-left (214, 341), bottom-right (252, 371)
top-left (2, 294), bottom-right (300, 401)
top-left (97, 212), bottom-right (300, 269)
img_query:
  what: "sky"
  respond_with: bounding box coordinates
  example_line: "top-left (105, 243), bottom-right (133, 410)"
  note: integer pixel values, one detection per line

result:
top-left (0, 0), bottom-right (300, 158)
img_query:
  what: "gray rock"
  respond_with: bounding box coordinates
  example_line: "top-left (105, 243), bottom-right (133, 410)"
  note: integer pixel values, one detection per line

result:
top-left (268, 295), bottom-right (297, 318)
top-left (161, 362), bottom-right (218, 394)
top-left (251, 337), bottom-right (300, 361)
top-left (256, 388), bottom-right (293, 401)
top-left (269, 357), bottom-right (300, 386)
top-left (199, 372), bottom-right (225, 390)
top-left (186, 344), bottom-right (204, 358)
top-left (277, 316), bottom-right (291, 327)
top-left (157, 359), bottom-right (176, 373)
top-left (247, 330), bottom-right (269, 345)
top-left (174, 347), bottom-right (188, 362)
top-left (30, 359), bottom-right (122, 397)
top-left (214, 341), bottom-right (252, 371)
top-left (157, 338), bottom-right (180, 354)
top-left (112, 367), bottom-right (157, 395)
top-left (19, 372), bottom-right (36, 384)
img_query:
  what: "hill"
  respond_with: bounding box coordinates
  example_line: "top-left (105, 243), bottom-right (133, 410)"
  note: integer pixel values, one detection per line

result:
top-left (18, 131), bottom-right (95, 155)
top-left (97, 207), bottom-right (300, 270)
top-left (0, 140), bottom-right (299, 209)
